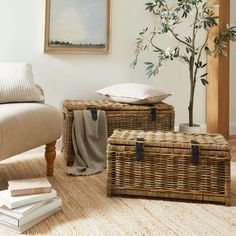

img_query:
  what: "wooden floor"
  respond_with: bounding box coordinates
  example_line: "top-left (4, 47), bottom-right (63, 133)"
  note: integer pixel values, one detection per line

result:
top-left (230, 139), bottom-right (236, 162)
top-left (0, 153), bottom-right (236, 236)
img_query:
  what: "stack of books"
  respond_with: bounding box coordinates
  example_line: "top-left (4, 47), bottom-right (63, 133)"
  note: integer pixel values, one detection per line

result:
top-left (0, 177), bottom-right (62, 233)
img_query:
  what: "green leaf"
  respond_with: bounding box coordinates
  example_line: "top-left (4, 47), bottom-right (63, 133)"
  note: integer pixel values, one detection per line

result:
top-left (201, 79), bottom-right (209, 86)
top-left (201, 73), bottom-right (208, 78)
top-left (185, 37), bottom-right (192, 43)
top-left (201, 63), bottom-right (207, 68)
top-left (144, 62), bottom-right (153, 65)
top-left (195, 61), bottom-right (203, 68)
top-left (179, 56), bottom-right (189, 63)
top-left (162, 27), bottom-right (168, 33)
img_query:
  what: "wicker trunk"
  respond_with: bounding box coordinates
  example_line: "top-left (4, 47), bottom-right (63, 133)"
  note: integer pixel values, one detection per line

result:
top-left (62, 100), bottom-right (175, 166)
top-left (107, 129), bottom-right (231, 205)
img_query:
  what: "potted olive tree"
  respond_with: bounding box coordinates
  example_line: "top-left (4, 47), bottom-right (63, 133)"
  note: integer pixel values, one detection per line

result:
top-left (132, 0), bottom-right (236, 132)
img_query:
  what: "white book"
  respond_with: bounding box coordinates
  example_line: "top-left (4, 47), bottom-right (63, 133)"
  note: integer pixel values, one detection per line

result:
top-left (0, 207), bottom-right (61, 233)
top-left (8, 177), bottom-right (52, 196)
top-left (0, 200), bottom-right (47, 219)
top-left (0, 189), bottom-right (57, 209)
top-left (0, 197), bottom-right (62, 226)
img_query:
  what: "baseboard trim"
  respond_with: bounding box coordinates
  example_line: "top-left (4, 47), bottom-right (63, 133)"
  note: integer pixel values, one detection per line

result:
top-left (230, 123), bottom-right (236, 136)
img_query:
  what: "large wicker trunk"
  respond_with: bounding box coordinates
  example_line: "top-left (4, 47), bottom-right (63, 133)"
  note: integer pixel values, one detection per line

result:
top-left (62, 100), bottom-right (175, 166)
top-left (107, 129), bottom-right (231, 205)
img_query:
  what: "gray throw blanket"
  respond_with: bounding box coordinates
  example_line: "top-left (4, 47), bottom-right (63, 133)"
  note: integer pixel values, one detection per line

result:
top-left (67, 110), bottom-right (108, 176)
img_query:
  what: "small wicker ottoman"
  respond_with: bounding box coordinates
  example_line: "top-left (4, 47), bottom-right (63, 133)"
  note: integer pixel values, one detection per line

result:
top-left (107, 129), bottom-right (231, 205)
top-left (62, 100), bottom-right (175, 166)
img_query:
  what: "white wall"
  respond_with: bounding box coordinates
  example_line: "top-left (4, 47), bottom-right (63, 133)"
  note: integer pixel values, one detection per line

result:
top-left (2, 0), bottom-right (230, 130)
top-left (230, 0), bottom-right (236, 135)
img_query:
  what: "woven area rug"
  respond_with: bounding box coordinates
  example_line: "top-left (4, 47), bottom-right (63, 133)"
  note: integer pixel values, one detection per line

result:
top-left (0, 153), bottom-right (235, 236)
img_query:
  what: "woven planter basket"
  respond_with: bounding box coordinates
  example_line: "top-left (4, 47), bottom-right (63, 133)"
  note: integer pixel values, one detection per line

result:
top-left (107, 129), bottom-right (231, 205)
top-left (62, 100), bottom-right (175, 166)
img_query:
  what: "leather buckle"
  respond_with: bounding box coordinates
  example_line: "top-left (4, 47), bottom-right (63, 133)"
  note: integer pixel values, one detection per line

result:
top-left (88, 106), bottom-right (98, 121)
top-left (135, 138), bottom-right (145, 162)
top-left (191, 140), bottom-right (200, 166)
top-left (150, 107), bottom-right (157, 122)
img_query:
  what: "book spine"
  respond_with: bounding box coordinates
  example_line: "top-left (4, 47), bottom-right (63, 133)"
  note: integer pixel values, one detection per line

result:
top-left (19, 208), bottom-right (61, 233)
top-left (0, 213), bottom-right (18, 226)
top-left (0, 209), bottom-right (21, 219)
top-left (19, 198), bottom-right (62, 226)
top-left (10, 187), bottom-right (51, 197)
top-left (10, 190), bottom-right (57, 209)
top-left (0, 208), bottom-right (61, 233)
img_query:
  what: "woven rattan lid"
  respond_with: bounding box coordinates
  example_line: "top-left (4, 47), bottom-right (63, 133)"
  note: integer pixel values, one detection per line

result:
top-left (63, 100), bottom-right (174, 111)
top-left (108, 129), bottom-right (230, 151)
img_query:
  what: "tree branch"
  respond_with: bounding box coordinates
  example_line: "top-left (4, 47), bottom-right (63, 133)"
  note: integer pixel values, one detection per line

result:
top-left (164, 3), bottom-right (194, 49)
top-left (192, 3), bottom-right (199, 51)
top-left (150, 33), bottom-right (165, 53)
top-left (193, 31), bottom-right (209, 84)
top-left (168, 27), bottom-right (193, 49)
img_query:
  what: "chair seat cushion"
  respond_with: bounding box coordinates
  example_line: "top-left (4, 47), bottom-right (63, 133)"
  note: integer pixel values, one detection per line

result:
top-left (0, 103), bottom-right (62, 160)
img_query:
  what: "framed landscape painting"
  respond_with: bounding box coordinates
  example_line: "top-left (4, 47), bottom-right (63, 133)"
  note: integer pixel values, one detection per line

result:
top-left (44, 0), bottom-right (111, 54)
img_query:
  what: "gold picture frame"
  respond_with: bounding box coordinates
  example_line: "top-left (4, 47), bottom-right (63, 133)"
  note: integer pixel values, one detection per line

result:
top-left (44, 0), bottom-right (111, 54)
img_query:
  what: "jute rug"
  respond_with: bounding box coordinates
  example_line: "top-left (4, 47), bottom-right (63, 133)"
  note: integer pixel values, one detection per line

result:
top-left (0, 153), bottom-right (235, 236)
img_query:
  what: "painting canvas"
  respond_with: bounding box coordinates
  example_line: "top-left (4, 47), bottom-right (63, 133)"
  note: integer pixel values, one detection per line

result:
top-left (44, 0), bottom-right (111, 54)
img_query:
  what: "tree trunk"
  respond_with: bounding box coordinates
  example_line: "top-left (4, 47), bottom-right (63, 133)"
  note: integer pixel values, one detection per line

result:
top-left (188, 86), bottom-right (195, 127)
top-left (188, 57), bottom-right (195, 127)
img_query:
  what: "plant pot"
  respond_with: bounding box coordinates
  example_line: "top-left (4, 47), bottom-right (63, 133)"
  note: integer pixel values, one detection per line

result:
top-left (179, 123), bottom-right (202, 133)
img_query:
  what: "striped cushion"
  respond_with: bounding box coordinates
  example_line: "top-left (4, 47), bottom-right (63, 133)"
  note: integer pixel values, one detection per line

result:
top-left (0, 63), bottom-right (44, 103)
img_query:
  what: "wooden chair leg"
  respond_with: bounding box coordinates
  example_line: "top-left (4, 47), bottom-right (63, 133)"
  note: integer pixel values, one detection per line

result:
top-left (45, 141), bottom-right (56, 176)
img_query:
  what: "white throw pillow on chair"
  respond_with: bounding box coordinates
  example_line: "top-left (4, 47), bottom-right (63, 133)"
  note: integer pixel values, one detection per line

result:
top-left (0, 63), bottom-right (44, 104)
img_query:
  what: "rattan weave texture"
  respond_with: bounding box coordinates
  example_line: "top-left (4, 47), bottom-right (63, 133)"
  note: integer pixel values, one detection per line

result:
top-left (107, 129), bottom-right (231, 205)
top-left (62, 100), bottom-right (175, 166)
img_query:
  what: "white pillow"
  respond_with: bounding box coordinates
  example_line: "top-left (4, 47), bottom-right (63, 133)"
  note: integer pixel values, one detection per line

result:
top-left (96, 83), bottom-right (173, 104)
top-left (0, 63), bottom-right (44, 103)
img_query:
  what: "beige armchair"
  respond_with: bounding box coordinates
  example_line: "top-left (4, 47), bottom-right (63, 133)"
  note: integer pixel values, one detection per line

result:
top-left (0, 63), bottom-right (62, 176)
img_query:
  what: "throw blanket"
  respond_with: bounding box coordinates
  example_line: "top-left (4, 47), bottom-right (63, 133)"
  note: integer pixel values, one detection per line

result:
top-left (67, 110), bottom-right (108, 176)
